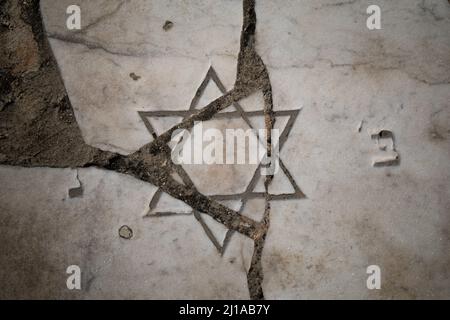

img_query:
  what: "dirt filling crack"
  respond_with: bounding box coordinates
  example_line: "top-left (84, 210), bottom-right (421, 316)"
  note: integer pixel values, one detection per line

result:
top-left (0, 0), bottom-right (294, 299)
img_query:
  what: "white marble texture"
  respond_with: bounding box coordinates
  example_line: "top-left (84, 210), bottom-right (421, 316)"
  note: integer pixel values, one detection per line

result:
top-left (0, 166), bottom-right (253, 299)
top-left (256, 0), bottom-right (450, 298)
top-left (1, 0), bottom-right (449, 299)
top-left (257, 0), bottom-right (450, 112)
top-left (41, 0), bottom-right (241, 154)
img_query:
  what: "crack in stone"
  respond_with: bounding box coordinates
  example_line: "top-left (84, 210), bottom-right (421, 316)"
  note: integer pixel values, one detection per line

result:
top-left (68, 168), bottom-right (84, 198)
top-left (418, 0), bottom-right (446, 22)
top-left (314, 0), bottom-right (358, 10)
top-left (73, 0), bottom-right (130, 35)
top-left (47, 32), bottom-right (149, 58)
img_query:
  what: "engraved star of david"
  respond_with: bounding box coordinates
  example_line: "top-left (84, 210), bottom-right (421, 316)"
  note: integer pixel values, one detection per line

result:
top-left (138, 67), bottom-right (305, 255)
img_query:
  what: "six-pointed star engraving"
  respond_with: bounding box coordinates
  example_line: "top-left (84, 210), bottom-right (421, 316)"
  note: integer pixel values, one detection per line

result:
top-left (138, 67), bottom-right (305, 254)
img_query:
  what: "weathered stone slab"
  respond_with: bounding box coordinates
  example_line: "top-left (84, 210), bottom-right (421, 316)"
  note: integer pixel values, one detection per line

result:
top-left (256, 0), bottom-right (450, 299)
top-left (1, 0), bottom-right (448, 299)
top-left (40, 0), bottom-right (241, 154)
top-left (0, 166), bottom-right (253, 299)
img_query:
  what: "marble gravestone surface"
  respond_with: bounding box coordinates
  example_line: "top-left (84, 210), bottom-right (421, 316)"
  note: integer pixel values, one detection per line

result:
top-left (0, 0), bottom-right (449, 299)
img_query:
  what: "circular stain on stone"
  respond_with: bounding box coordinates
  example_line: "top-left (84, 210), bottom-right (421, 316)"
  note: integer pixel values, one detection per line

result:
top-left (119, 225), bottom-right (133, 240)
